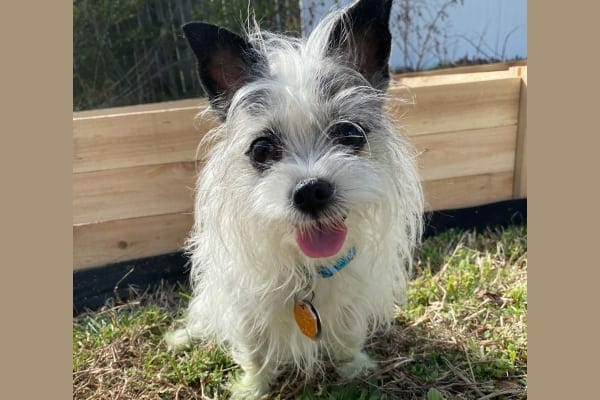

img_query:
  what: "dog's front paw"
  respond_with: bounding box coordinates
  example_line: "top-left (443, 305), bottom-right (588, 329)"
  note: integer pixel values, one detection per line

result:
top-left (229, 371), bottom-right (271, 400)
top-left (164, 328), bottom-right (191, 350)
top-left (336, 351), bottom-right (377, 380)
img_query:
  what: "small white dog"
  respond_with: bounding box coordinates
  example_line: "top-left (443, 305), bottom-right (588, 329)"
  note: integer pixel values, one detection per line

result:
top-left (167, 0), bottom-right (423, 397)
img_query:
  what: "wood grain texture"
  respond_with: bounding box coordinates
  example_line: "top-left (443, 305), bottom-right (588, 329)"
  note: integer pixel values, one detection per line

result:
top-left (74, 212), bottom-right (193, 270)
top-left (72, 126), bottom-right (516, 226)
top-left (388, 77), bottom-right (521, 137)
top-left (73, 161), bottom-right (197, 224)
top-left (422, 172), bottom-right (514, 212)
top-left (73, 107), bottom-right (217, 173)
top-left (72, 74), bottom-right (521, 173)
top-left (412, 125), bottom-right (517, 181)
top-left (73, 171), bottom-right (515, 269)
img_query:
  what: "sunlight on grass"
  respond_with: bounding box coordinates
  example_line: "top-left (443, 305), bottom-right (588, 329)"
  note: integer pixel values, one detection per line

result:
top-left (396, 226), bottom-right (527, 397)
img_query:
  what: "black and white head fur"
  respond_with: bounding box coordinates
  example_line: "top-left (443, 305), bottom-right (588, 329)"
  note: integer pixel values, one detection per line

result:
top-left (167, 0), bottom-right (423, 398)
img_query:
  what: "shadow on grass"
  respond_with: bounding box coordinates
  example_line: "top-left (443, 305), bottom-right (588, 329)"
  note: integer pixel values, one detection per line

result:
top-left (268, 321), bottom-right (525, 400)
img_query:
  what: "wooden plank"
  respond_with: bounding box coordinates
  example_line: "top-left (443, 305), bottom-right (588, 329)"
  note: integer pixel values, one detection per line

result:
top-left (422, 171), bottom-right (514, 212)
top-left (388, 77), bottom-right (521, 137)
top-left (73, 107), bottom-right (217, 173)
top-left (395, 70), bottom-right (515, 88)
top-left (73, 126), bottom-right (518, 226)
top-left (73, 98), bottom-right (204, 118)
top-left (74, 172), bottom-right (515, 269)
top-left (412, 125), bottom-right (517, 182)
top-left (395, 60), bottom-right (526, 79)
top-left (74, 212), bottom-right (193, 270)
top-left (73, 124), bottom-right (516, 225)
top-left (73, 75), bottom-right (520, 173)
top-left (73, 161), bottom-right (197, 224)
top-left (510, 66), bottom-right (527, 198)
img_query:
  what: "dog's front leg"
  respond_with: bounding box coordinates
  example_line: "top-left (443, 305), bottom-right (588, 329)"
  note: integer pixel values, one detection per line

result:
top-left (330, 328), bottom-right (377, 380)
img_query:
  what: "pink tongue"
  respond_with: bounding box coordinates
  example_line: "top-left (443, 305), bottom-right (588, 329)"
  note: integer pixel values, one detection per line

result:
top-left (295, 223), bottom-right (347, 258)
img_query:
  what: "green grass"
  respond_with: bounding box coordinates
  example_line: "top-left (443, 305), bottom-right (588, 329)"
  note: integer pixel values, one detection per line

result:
top-left (73, 224), bottom-right (527, 399)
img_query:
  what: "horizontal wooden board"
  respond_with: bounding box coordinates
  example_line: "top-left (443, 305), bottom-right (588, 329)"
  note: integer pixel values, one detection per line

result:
top-left (73, 161), bottom-right (197, 224)
top-left (396, 70), bottom-right (515, 88)
top-left (388, 77), bottom-right (521, 137)
top-left (73, 75), bottom-right (521, 173)
top-left (73, 127), bottom-right (516, 225)
top-left (412, 125), bottom-right (517, 182)
top-left (73, 107), bottom-right (216, 173)
top-left (74, 212), bottom-right (193, 270)
top-left (74, 98), bottom-right (204, 118)
top-left (395, 61), bottom-right (526, 79)
top-left (422, 171), bottom-right (514, 212)
top-left (74, 172), bottom-right (515, 269)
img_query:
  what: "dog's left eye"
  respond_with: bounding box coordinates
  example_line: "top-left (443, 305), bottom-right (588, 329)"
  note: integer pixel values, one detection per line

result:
top-left (247, 136), bottom-right (282, 170)
top-left (327, 122), bottom-right (367, 151)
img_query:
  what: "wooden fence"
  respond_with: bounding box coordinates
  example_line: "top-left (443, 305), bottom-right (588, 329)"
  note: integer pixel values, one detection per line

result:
top-left (74, 0), bottom-right (302, 111)
top-left (73, 63), bottom-right (527, 270)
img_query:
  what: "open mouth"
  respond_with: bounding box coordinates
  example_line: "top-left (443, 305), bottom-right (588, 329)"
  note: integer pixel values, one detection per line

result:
top-left (294, 218), bottom-right (348, 259)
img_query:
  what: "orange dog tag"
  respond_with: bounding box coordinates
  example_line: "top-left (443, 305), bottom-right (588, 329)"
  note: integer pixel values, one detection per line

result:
top-left (294, 299), bottom-right (322, 340)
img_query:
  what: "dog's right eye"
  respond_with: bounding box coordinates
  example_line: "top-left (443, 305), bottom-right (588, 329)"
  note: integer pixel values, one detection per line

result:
top-left (247, 137), bottom-right (282, 170)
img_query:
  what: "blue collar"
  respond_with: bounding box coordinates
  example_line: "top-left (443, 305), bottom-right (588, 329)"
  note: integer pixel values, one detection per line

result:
top-left (317, 247), bottom-right (356, 278)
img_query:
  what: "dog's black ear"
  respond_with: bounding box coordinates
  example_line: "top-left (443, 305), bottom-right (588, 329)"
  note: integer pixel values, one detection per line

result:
top-left (182, 22), bottom-right (266, 119)
top-left (327, 0), bottom-right (393, 90)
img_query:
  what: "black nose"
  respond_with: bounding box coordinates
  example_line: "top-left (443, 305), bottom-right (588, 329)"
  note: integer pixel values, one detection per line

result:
top-left (293, 178), bottom-right (334, 214)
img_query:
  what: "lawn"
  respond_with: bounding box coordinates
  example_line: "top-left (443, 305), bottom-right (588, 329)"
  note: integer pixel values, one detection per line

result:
top-left (73, 224), bottom-right (527, 399)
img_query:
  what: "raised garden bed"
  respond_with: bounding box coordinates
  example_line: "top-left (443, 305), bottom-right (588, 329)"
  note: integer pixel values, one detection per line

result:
top-left (73, 63), bottom-right (527, 271)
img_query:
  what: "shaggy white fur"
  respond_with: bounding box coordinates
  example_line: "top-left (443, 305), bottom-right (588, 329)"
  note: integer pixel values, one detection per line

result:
top-left (167, 0), bottom-right (423, 398)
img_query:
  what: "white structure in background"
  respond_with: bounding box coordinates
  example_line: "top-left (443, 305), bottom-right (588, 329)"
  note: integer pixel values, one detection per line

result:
top-left (301, 0), bottom-right (527, 71)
